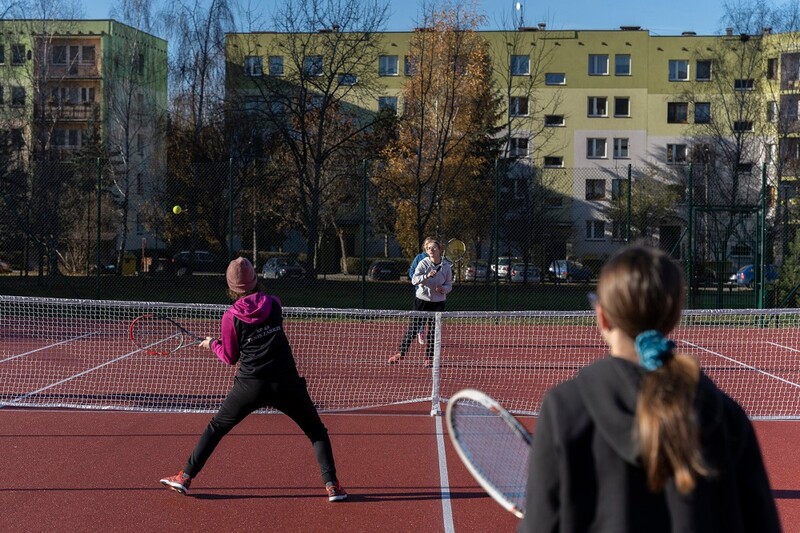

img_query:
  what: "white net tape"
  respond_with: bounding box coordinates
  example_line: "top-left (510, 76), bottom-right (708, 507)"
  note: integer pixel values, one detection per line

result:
top-left (1, 295), bottom-right (799, 418)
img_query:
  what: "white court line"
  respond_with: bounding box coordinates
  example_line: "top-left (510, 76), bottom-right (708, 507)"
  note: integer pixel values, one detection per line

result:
top-left (681, 340), bottom-right (800, 389)
top-left (435, 415), bottom-right (456, 533)
top-left (765, 341), bottom-right (800, 353)
top-left (0, 332), bottom-right (96, 363)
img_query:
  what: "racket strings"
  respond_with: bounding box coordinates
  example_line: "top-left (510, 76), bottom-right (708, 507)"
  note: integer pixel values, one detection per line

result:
top-left (451, 400), bottom-right (530, 507)
top-left (131, 316), bottom-right (185, 354)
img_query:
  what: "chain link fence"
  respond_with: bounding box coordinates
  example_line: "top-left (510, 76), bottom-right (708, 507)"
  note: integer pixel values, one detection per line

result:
top-left (0, 159), bottom-right (795, 311)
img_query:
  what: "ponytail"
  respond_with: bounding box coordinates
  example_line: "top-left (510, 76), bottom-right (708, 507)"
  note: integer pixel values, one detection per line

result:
top-left (636, 352), bottom-right (709, 493)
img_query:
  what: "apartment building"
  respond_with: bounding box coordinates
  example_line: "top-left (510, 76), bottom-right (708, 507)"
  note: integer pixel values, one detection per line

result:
top-left (226, 25), bottom-right (787, 265)
top-left (0, 19), bottom-right (168, 266)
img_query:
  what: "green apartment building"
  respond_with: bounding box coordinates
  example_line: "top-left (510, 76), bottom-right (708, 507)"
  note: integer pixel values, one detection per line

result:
top-left (226, 25), bottom-right (787, 272)
top-left (0, 19), bottom-right (168, 271)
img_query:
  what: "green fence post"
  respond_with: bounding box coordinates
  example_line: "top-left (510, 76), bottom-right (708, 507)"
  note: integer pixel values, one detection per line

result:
top-left (493, 159), bottom-right (499, 312)
top-left (95, 157), bottom-right (101, 299)
top-left (758, 162), bottom-right (767, 309)
top-left (361, 159), bottom-right (367, 310)
top-left (687, 164), bottom-right (694, 309)
top-left (626, 164), bottom-right (632, 243)
top-left (228, 158), bottom-right (233, 261)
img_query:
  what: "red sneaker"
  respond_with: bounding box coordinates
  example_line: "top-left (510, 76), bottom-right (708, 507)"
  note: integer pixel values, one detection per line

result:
top-left (160, 471), bottom-right (191, 495)
top-left (326, 481), bottom-right (348, 502)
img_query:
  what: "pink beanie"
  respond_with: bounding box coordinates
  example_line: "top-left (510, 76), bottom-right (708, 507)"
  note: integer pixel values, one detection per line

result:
top-left (226, 257), bottom-right (257, 293)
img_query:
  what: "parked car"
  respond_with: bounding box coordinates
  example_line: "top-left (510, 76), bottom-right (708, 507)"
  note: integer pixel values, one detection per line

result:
top-left (367, 260), bottom-right (401, 281)
top-left (0, 258), bottom-right (11, 274)
top-left (463, 261), bottom-right (489, 282)
top-left (733, 264), bottom-right (779, 288)
top-left (170, 250), bottom-right (227, 276)
top-left (490, 256), bottom-right (522, 280)
top-left (262, 257), bottom-right (306, 279)
top-left (548, 259), bottom-right (593, 282)
top-left (509, 263), bottom-right (542, 283)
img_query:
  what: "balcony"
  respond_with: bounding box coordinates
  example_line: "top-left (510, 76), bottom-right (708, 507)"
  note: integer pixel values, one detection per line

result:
top-left (34, 102), bottom-right (99, 121)
top-left (47, 63), bottom-right (100, 79)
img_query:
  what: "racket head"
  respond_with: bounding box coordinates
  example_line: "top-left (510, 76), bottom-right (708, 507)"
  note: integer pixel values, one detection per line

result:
top-left (446, 388), bottom-right (531, 519)
top-left (129, 313), bottom-right (203, 355)
top-left (445, 238), bottom-right (467, 263)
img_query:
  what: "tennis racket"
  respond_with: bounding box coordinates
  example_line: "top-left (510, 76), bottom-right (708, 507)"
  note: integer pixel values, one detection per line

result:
top-left (444, 238), bottom-right (467, 264)
top-left (129, 313), bottom-right (207, 355)
top-left (446, 389), bottom-right (532, 519)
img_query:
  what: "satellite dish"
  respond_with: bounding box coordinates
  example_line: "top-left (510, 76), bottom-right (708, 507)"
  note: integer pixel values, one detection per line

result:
top-left (515, 2), bottom-right (522, 10)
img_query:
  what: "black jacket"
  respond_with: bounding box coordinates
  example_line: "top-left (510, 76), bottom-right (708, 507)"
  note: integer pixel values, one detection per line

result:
top-left (518, 356), bottom-right (781, 533)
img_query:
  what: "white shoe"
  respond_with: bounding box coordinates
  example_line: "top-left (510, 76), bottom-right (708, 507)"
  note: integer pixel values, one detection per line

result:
top-left (417, 332), bottom-right (426, 345)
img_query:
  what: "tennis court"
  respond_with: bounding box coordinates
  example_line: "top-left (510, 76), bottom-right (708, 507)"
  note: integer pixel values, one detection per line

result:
top-left (1, 295), bottom-right (799, 531)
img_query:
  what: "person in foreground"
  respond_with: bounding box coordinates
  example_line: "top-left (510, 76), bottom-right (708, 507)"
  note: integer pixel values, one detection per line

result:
top-left (159, 257), bottom-right (347, 502)
top-left (519, 245), bottom-right (780, 532)
top-left (388, 237), bottom-right (453, 366)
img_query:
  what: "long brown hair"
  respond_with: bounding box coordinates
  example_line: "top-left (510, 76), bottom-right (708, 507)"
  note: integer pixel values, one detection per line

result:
top-left (597, 245), bottom-right (708, 493)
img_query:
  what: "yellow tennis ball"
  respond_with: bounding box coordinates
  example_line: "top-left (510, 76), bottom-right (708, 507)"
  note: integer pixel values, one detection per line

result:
top-left (172, 205), bottom-right (182, 215)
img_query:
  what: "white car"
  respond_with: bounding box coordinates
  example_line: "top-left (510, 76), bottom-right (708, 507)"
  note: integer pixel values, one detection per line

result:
top-left (509, 264), bottom-right (541, 283)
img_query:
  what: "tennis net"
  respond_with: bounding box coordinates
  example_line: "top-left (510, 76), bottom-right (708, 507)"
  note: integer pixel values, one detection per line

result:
top-left (1, 295), bottom-right (798, 419)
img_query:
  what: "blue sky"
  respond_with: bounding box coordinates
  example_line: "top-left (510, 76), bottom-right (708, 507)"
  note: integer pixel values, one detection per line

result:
top-left (83, 0), bottom-right (727, 36)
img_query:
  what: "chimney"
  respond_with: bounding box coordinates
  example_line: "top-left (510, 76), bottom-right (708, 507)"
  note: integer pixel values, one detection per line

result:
top-left (726, 27), bottom-right (733, 36)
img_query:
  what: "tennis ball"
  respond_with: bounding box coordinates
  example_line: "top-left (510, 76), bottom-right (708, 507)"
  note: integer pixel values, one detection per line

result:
top-left (172, 205), bottom-right (182, 215)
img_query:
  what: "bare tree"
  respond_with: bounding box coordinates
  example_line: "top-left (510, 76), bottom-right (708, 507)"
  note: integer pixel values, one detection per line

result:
top-left (226, 0), bottom-right (390, 276)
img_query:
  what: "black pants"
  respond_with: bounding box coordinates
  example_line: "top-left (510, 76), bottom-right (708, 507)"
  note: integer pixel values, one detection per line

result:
top-left (398, 297), bottom-right (445, 360)
top-left (184, 375), bottom-right (337, 484)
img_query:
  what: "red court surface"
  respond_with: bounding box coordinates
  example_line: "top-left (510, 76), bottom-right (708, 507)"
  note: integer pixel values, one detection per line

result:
top-left (0, 407), bottom-right (798, 533)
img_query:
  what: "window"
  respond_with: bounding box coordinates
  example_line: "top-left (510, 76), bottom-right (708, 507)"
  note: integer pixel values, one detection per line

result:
top-left (733, 120), bottom-right (753, 132)
top-left (588, 96), bottom-right (607, 117)
top-left (11, 44), bottom-right (25, 65)
top-left (767, 58), bottom-right (778, 80)
top-left (268, 56), bottom-right (284, 76)
top-left (615, 54), bottom-right (631, 76)
top-left (404, 56), bottom-right (417, 76)
top-left (695, 102), bottom-right (711, 124)
top-left (544, 114), bottom-right (565, 126)
top-left (667, 102), bottom-right (688, 123)
top-left (696, 60), bottom-right (712, 81)
top-left (244, 56), bottom-right (263, 76)
top-left (137, 134), bottom-right (144, 156)
top-left (0, 86), bottom-right (3, 105)
top-left (614, 97), bottom-right (630, 117)
top-left (586, 179), bottom-right (606, 200)
top-left (545, 72), bottom-right (566, 85)
top-left (510, 96), bottom-right (529, 116)
top-left (543, 156), bottom-right (563, 167)
top-left (11, 86), bottom-right (24, 106)
top-left (244, 95), bottom-right (261, 114)
top-left (667, 143), bottom-right (687, 164)
top-left (611, 178), bottom-right (626, 200)
top-left (588, 54), bottom-right (609, 75)
top-left (69, 129), bottom-right (79, 147)
top-left (339, 73), bottom-right (357, 85)
top-left (768, 101), bottom-right (778, 122)
top-left (587, 138), bottom-right (607, 159)
top-left (511, 55), bottom-right (530, 75)
top-left (51, 129), bottom-right (65, 146)
top-left (379, 55), bottom-right (398, 76)
top-left (509, 137), bottom-right (528, 158)
top-left (734, 78), bottom-right (755, 91)
top-left (303, 55), bottom-right (323, 76)
top-left (0, 45), bottom-right (4, 64)
top-left (81, 46), bottom-right (95, 64)
top-left (137, 53), bottom-right (145, 75)
top-left (668, 59), bottom-right (689, 81)
top-left (53, 46), bottom-right (67, 65)
top-left (586, 220), bottom-right (605, 240)
top-left (378, 96), bottom-right (398, 113)
top-left (613, 138), bottom-right (629, 159)
top-left (10, 128), bottom-right (23, 148)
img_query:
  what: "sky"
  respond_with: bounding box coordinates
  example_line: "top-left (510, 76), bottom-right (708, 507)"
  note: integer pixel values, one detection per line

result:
top-left (82, 0), bottom-right (729, 37)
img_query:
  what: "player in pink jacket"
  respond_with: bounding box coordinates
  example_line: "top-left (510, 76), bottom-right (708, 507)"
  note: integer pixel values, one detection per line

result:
top-left (159, 257), bottom-right (347, 502)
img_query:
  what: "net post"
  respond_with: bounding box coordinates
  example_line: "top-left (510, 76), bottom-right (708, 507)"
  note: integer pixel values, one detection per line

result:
top-left (430, 311), bottom-right (443, 416)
